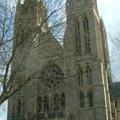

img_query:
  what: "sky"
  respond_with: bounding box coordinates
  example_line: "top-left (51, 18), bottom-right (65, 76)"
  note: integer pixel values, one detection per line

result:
top-left (0, 0), bottom-right (120, 120)
top-left (97, 0), bottom-right (120, 81)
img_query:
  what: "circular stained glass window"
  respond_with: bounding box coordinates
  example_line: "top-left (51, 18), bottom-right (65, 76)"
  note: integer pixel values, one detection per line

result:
top-left (41, 64), bottom-right (64, 88)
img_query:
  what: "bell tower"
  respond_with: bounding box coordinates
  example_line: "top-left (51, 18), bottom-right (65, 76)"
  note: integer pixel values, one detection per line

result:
top-left (64, 0), bottom-right (100, 57)
top-left (8, 0), bottom-right (48, 120)
top-left (64, 0), bottom-right (112, 120)
top-left (12, 0), bottom-right (48, 71)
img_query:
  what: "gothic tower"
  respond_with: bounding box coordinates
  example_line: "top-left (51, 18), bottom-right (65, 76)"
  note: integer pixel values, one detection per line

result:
top-left (64, 0), bottom-right (112, 119)
top-left (7, 0), bottom-right (49, 120)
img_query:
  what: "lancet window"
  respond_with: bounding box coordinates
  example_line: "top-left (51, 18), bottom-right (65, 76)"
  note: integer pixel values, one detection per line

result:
top-left (75, 20), bottom-right (81, 55)
top-left (88, 91), bottom-right (93, 107)
top-left (43, 96), bottom-right (49, 112)
top-left (53, 94), bottom-right (59, 111)
top-left (17, 99), bottom-right (21, 114)
top-left (78, 68), bottom-right (83, 86)
top-left (86, 66), bottom-right (92, 85)
top-left (37, 96), bottom-right (42, 113)
top-left (80, 92), bottom-right (84, 108)
top-left (61, 93), bottom-right (65, 110)
top-left (84, 17), bottom-right (91, 54)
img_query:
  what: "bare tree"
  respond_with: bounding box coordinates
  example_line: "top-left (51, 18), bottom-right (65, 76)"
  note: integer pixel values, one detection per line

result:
top-left (109, 31), bottom-right (120, 62)
top-left (109, 27), bottom-right (120, 82)
top-left (0, 0), bottom-right (66, 105)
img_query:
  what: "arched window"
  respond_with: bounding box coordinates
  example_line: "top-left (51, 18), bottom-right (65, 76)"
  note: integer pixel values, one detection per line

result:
top-left (43, 96), bottom-right (49, 112)
top-left (78, 68), bottom-right (83, 86)
top-left (17, 99), bottom-right (21, 114)
top-left (75, 20), bottom-right (81, 55)
top-left (68, 68), bottom-right (70, 75)
top-left (53, 94), bottom-right (59, 111)
top-left (80, 92), bottom-right (84, 108)
top-left (37, 96), bottom-right (42, 113)
top-left (41, 63), bottom-right (64, 88)
top-left (61, 93), bottom-right (65, 110)
top-left (83, 17), bottom-right (91, 54)
top-left (86, 66), bottom-right (92, 85)
top-left (88, 91), bottom-right (93, 107)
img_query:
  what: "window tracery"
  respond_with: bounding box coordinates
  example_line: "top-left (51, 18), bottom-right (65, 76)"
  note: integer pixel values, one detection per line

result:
top-left (75, 20), bottom-right (81, 55)
top-left (88, 91), bottom-right (93, 107)
top-left (78, 68), bottom-right (83, 86)
top-left (36, 93), bottom-right (65, 114)
top-left (43, 96), bottom-right (49, 112)
top-left (61, 93), bottom-right (65, 110)
top-left (80, 92), bottom-right (84, 108)
top-left (84, 17), bottom-right (91, 54)
top-left (37, 96), bottom-right (42, 113)
top-left (86, 66), bottom-right (92, 85)
top-left (53, 94), bottom-right (59, 111)
top-left (41, 64), bottom-right (64, 88)
top-left (17, 99), bottom-right (21, 114)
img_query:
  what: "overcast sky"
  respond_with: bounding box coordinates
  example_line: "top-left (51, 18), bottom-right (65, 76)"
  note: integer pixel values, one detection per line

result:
top-left (97, 0), bottom-right (120, 81)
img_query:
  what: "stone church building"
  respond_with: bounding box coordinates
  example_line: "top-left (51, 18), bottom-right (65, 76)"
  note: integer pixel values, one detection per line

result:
top-left (7, 0), bottom-right (120, 120)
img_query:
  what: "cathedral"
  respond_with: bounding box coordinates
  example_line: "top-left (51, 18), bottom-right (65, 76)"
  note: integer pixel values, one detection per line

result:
top-left (7, 0), bottom-right (120, 120)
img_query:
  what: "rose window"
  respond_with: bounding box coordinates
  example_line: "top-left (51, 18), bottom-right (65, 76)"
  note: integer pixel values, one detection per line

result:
top-left (41, 64), bottom-right (64, 88)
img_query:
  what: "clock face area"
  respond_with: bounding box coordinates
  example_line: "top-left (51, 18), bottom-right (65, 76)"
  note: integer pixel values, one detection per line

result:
top-left (41, 64), bottom-right (64, 88)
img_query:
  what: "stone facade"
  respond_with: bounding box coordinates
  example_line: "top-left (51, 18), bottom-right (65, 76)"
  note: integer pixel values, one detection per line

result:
top-left (7, 0), bottom-right (119, 120)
